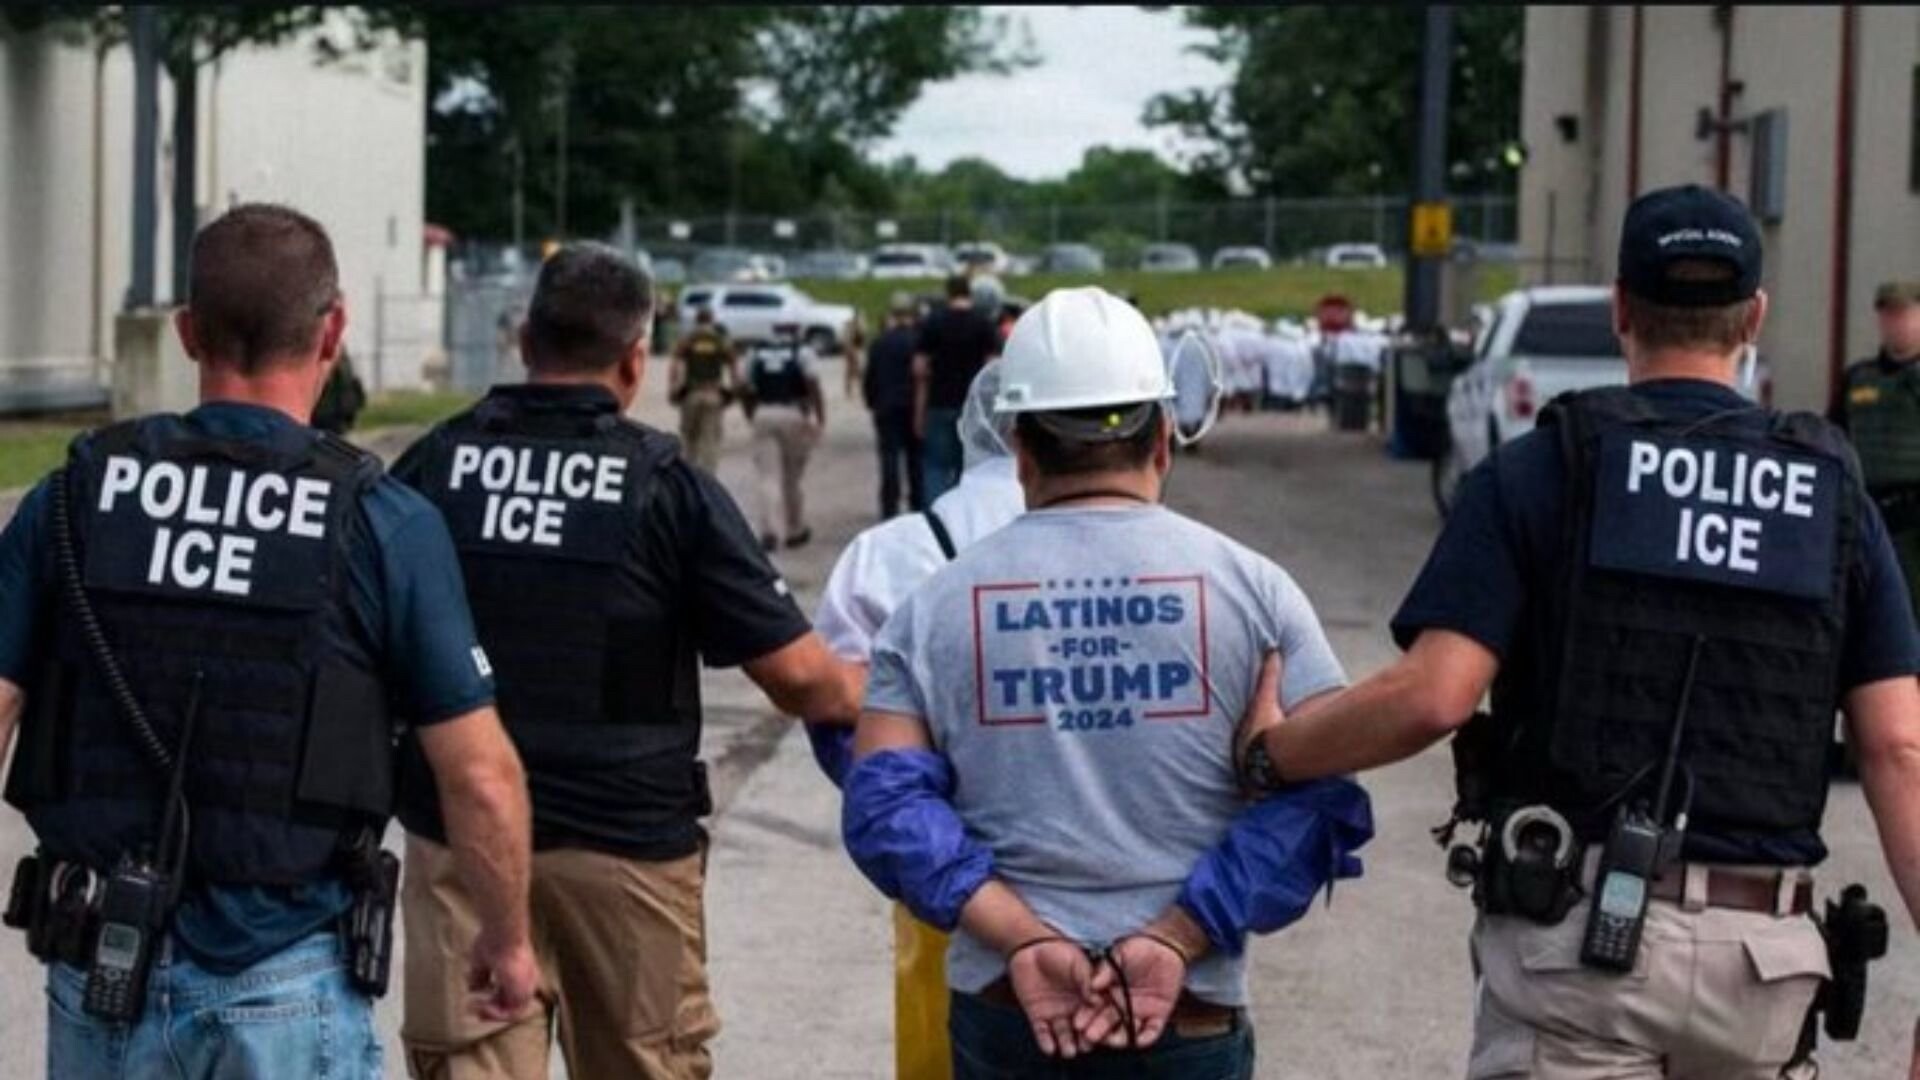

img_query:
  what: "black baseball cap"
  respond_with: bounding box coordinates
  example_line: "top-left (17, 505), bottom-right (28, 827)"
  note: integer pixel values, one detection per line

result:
top-left (1617, 184), bottom-right (1762, 307)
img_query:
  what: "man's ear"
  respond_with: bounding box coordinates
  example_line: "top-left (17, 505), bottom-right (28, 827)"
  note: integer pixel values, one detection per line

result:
top-left (1611, 282), bottom-right (1631, 339)
top-left (1745, 288), bottom-right (1769, 344)
top-left (174, 309), bottom-right (202, 362)
top-left (317, 301), bottom-right (347, 366)
top-left (620, 336), bottom-right (648, 394)
top-left (1152, 410), bottom-right (1174, 477)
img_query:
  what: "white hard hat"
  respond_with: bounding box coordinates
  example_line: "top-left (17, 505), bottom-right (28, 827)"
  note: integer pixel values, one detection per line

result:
top-left (994, 287), bottom-right (1172, 418)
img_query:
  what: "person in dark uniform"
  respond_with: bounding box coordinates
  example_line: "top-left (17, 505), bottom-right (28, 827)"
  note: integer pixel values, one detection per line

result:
top-left (864, 291), bottom-right (925, 519)
top-left (390, 243), bottom-right (864, 1080)
top-left (1248, 186), bottom-right (1920, 1078)
top-left (1832, 279), bottom-right (1920, 613)
top-left (0, 204), bottom-right (536, 1079)
top-left (913, 274), bottom-right (1002, 504)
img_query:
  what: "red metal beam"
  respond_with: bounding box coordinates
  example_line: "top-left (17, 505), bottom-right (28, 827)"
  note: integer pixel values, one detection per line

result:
top-left (1827, 5), bottom-right (1858, 403)
top-left (1628, 6), bottom-right (1645, 200)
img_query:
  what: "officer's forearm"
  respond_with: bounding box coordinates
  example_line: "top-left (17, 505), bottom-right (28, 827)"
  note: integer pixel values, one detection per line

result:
top-left (0, 678), bottom-right (21, 771)
top-left (744, 633), bottom-right (866, 726)
top-left (1846, 676), bottom-right (1920, 929)
top-left (1267, 630), bottom-right (1494, 781)
top-left (421, 708), bottom-right (534, 949)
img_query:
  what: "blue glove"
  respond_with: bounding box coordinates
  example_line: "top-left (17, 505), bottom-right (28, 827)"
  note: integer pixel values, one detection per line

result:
top-left (1177, 776), bottom-right (1375, 956)
top-left (805, 724), bottom-right (856, 789)
top-left (841, 748), bottom-right (995, 931)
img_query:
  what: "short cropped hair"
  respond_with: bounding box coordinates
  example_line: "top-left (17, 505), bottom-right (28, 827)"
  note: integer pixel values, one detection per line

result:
top-left (524, 243), bottom-right (655, 373)
top-left (945, 273), bottom-right (972, 299)
top-left (1620, 258), bottom-right (1757, 353)
top-left (1014, 407), bottom-right (1161, 477)
top-left (188, 204), bottom-right (339, 372)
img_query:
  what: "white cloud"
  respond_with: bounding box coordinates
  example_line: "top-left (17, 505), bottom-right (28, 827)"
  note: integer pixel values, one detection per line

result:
top-left (874, 6), bottom-right (1231, 180)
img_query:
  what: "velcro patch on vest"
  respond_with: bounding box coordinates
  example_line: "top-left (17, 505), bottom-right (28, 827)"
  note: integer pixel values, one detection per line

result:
top-left (1589, 430), bottom-right (1840, 601)
top-left (1850, 385), bottom-right (1882, 405)
top-left (436, 438), bottom-right (628, 563)
top-left (83, 455), bottom-right (334, 609)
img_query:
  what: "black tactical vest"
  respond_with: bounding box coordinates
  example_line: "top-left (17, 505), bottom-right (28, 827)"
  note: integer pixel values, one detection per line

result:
top-left (5, 416), bottom-right (394, 885)
top-left (1498, 388), bottom-right (1857, 839)
top-left (681, 329), bottom-right (729, 389)
top-left (750, 345), bottom-right (808, 406)
top-left (397, 389), bottom-right (706, 849)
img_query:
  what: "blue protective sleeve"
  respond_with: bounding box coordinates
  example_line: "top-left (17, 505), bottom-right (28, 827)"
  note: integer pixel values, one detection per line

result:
top-left (1177, 776), bottom-right (1376, 957)
top-left (841, 748), bottom-right (996, 931)
top-left (806, 724), bottom-right (856, 789)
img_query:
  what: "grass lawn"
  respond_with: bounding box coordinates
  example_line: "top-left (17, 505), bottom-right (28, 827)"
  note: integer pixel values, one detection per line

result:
top-left (793, 264), bottom-right (1521, 327)
top-left (358, 389), bottom-right (478, 430)
top-left (0, 425), bottom-right (81, 491)
top-left (0, 393), bottom-right (473, 494)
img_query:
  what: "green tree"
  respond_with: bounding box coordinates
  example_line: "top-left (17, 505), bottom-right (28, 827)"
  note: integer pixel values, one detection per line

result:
top-left (1145, 6), bottom-right (1522, 198)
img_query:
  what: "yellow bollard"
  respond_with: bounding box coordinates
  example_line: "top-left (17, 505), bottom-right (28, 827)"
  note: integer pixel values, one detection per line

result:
top-left (893, 903), bottom-right (953, 1080)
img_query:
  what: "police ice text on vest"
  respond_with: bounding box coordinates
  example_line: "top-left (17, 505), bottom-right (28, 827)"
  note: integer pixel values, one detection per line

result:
top-left (99, 456), bottom-right (330, 597)
top-left (1625, 440), bottom-right (1818, 574)
top-left (448, 443), bottom-right (627, 547)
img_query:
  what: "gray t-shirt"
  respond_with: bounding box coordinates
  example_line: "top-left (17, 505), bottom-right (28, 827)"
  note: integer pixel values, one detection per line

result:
top-left (866, 503), bottom-right (1347, 1006)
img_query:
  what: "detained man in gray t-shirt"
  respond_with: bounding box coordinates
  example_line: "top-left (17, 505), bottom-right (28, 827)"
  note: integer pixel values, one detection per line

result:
top-left (845, 288), bottom-right (1356, 1078)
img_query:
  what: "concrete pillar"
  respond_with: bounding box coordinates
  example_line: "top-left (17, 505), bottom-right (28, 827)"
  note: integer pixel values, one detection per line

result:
top-left (112, 309), bottom-right (196, 419)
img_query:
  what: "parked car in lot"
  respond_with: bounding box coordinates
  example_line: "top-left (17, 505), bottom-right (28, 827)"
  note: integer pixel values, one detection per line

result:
top-left (1211, 245), bottom-right (1273, 270)
top-left (870, 243), bottom-right (950, 280)
top-left (791, 249), bottom-right (869, 281)
top-left (954, 241), bottom-right (1010, 275)
top-left (677, 283), bottom-right (856, 353)
top-left (690, 247), bottom-right (767, 283)
top-left (1325, 242), bottom-right (1389, 269)
top-left (1039, 243), bottom-right (1105, 274)
top-left (1430, 285), bottom-right (1772, 516)
top-left (1139, 243), bottom-right (1202, 273)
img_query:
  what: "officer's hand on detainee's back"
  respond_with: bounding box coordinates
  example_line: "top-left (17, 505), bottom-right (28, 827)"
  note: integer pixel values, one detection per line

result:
top-left (1232, 650), bottom-right (1286, 798)
top-left (467, 933), bottom-right (540, 1022)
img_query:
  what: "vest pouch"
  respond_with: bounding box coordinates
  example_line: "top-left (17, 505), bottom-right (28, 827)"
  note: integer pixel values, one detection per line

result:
top-left (293, 662), bottom-right (394, 823)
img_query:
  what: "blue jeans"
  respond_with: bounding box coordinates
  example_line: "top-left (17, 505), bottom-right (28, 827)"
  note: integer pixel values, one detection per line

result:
top-left (921, 406), bottom-right (965, 505)
top-left (949, 990), bottom-right (1255, 1080)
top-left (46, 932), bottom-right (381, 1080)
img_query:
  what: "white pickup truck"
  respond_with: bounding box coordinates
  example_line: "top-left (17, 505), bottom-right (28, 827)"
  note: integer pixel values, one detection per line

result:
top-left (1431, 285), bottom-right (1769, 516)
top-left (677, 283), bottom-right (857, 353)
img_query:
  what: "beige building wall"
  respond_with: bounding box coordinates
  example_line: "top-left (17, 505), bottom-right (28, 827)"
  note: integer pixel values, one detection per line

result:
top-left (0, 15), bottom-right (430, 406)
top-left (1519, 4), bottom-right (1920, 412)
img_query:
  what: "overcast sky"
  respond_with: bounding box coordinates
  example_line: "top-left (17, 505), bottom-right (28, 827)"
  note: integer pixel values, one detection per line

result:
top-left (873, 6), bottom-right (1232, 181)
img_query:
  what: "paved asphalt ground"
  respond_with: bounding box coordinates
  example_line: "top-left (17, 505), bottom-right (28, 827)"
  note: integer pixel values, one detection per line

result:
top-left (0, 360), bottom-right (1914, 1077)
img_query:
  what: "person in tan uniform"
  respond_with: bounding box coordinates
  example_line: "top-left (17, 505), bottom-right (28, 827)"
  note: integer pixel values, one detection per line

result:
top-left (669, 306), bottom-right (741, 473)
top-left (743, 322), bottom-right (826, 551)
top-left (1246, 186), bottom-right (1920, 1078)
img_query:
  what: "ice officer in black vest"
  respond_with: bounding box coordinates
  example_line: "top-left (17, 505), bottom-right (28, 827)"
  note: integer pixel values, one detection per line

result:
top-left (390, 243), bottom-right (865, 1079)
top-left (0, 204), bottom-right (537, 1078)
top-left (1245, 185), bottom-right (1920, 1077)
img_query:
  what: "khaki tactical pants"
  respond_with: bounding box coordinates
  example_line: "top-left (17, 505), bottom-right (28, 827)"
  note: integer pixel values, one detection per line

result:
top-left (750, 404), bottom-right (816, 544)
top-left (1467, 865), bottom-right (1827, 1079)
top-left (400, 836), bottom-right (720, 1080)
top-left (678, 387), bottom-right (727, 474)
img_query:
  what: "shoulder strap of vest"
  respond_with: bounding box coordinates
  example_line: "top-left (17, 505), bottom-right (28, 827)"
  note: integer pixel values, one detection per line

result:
top-left (923, 509), bottom-right (958, 561)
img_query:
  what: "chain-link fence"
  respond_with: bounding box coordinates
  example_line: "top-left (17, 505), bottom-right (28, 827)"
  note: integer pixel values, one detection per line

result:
top-left (601, 194), bottom-right (1515, 268)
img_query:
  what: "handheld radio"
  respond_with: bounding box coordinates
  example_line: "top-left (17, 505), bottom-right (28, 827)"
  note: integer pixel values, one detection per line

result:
top-left (82, 671), bottom-right (201, 1022)
top-left (1580, 637), bottom-right (1702, 973)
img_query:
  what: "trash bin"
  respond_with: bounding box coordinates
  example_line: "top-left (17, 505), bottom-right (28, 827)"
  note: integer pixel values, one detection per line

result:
top-left (1333, 363), bottom-right (1376, 431)
top-left (1389, 339), bottom-right (1469, 459)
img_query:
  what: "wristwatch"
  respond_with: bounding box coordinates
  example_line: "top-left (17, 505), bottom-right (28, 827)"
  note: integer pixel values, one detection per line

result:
top-left (1239, 736), bottom-right (1287, 793)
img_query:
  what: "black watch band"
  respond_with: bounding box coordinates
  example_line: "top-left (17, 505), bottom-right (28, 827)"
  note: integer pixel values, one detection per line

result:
top-left (1241, 737), bottom-right (1286, 792)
